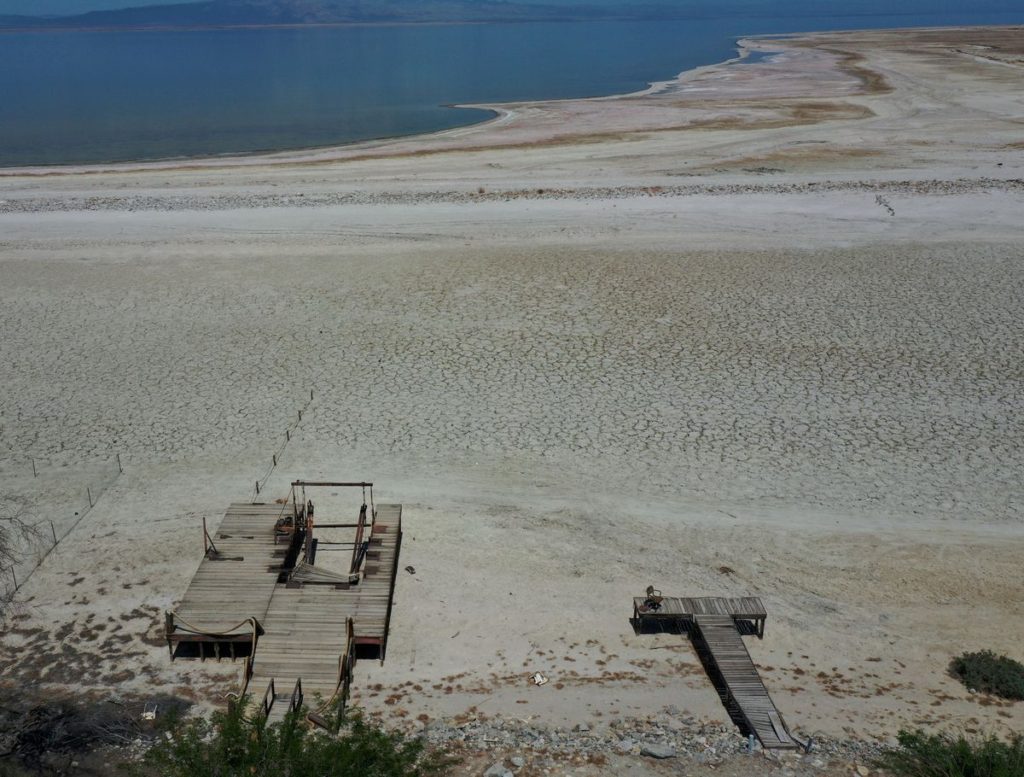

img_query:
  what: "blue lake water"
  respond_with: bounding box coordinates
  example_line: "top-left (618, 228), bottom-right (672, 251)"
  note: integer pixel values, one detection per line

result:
top-left (0, 10), bottom-right (1020, 166)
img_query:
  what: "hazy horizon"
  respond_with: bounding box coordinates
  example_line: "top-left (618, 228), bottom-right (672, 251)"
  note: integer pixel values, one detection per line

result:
top-left (5, 0), bottom-right (1024, 19)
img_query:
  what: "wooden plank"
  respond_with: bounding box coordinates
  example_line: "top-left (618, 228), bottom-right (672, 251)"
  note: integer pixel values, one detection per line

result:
top-left (692, 615), bottom-right (798, 750)
top-left (241, 502), bottom-right (402, 714)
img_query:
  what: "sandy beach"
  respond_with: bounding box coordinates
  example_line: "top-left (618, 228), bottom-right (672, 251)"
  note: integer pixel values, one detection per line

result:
top-left (1, 24), bottom-right (1022, 775)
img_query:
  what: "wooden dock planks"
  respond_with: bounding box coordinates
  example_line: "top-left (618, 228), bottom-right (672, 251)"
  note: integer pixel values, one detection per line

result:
top-left (633, 595), bottom-right (799, 750)
top-left (633, 596), bottom-right (766, 621)
top-left (168, 504), bottom-right (286, 639)
top-left (250, 504), bottom-right (402, 723)
top-left (692, 615), bottom-right (799, 749)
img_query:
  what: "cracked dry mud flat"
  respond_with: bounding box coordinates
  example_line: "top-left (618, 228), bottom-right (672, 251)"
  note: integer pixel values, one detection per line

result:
top-left (1, 242), bottom-right (1021, 520)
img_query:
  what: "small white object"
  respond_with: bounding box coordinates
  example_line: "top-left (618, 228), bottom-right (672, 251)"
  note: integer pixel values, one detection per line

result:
top-left (142, 702), bottom-right (158, 721)
top-left (530, 672), bottom-right (548, 686)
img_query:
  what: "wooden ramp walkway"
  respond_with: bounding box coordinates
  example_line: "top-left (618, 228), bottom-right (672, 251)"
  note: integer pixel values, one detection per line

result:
top-left (252, 505), bottom-right (402, 723)
top-left (633, 595), bottom-right (800, 750)
top-left (692, 615), bottom-right (799, 750)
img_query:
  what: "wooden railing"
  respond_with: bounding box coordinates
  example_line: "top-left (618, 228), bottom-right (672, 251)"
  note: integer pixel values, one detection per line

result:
top-left (349, 504), bottom-right (368, 575)
top-left (339, 617), bottom-right (355, 710)
top-left (238, 654), bottom-right (254, 699)
top-left (202, 516), bottom-right (218, 557)
top-left (302, 514), bottom-right (316, 565)
top-left (309, 618), bottom-right (356, 732)
top-left (288, 678), bottom-right (304, 716)
top-left (260, 678), bottom-right (276, 720)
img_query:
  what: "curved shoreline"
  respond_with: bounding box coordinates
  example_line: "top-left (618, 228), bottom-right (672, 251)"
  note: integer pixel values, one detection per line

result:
top-left (0, 34), bottom-right (778, 177)
top-left (5, 21), bottom-right (1013, 178)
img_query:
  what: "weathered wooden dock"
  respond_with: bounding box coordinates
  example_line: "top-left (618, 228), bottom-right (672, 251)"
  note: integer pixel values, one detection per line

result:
top-left (633, 595), bottom-right (800, 750)
top-left (166, 483), bottom-right (402, 724)
top-left (252, 504), bottom-right (402, 723)
top-left (164, 504), bottom-right (287, 656)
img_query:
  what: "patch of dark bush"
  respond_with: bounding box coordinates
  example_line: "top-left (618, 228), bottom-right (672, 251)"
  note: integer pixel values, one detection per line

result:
top-left (950, 650), bottom-right (1024, 700)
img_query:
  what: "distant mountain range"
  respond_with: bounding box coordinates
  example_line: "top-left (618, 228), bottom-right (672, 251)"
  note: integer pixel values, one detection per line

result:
top-left (0, 0), bottom-right (643, 29)
top-left (2, 0), bottom-right (1021, 30)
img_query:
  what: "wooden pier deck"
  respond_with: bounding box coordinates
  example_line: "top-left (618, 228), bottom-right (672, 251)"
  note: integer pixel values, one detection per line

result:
top-left (633, 596), bottom-right (799, 750)
top-left (252, 504), bottom-right (402, 723)
top-left (165, 503), bottom-right (288, 654)
top-left (166, 493), bottom-right (402, 725)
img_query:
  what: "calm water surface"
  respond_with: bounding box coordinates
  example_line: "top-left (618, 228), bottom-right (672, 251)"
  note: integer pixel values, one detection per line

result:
top-left (0, 11), bottom-right (1020, 166)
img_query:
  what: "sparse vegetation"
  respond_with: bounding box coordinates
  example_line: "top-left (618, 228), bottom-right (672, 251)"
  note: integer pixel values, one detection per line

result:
top-left (951, 650), bottom-right (1024, 700)
top-left (875, 729), bottom-right (1024, 777)
top-left (140, 700), bottom-right (454, 777)
top-left (0, 495), bottom-right (40, 618)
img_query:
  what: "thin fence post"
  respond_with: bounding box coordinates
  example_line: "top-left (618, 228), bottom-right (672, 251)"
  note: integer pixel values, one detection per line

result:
top-left (286, 430), bottom-right (290, 441)
top-left (87, 487), bottom-right (93, 508)
top-left (31, 457), bottom-right (37, 478)
top-left (310, 389), bottom-right (313, 401)
top-left (117, 453), bottom-right (123, 474)
top-left (298, 410), bottom-right (302, 421)
top-left (50, 521), bottom-right (58, 546)
top-left (272, 454), bottom-right (277, 467)
top-left (255, 481), bottom-right (260, 495)
top-left (10, 567), bottom-right (17, 592)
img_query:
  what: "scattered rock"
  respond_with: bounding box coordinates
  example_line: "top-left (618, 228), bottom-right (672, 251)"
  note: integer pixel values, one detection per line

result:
top-left (483, 763), bottom-right (512, 777)
top-left (641, 742), bottom-right (677, 759)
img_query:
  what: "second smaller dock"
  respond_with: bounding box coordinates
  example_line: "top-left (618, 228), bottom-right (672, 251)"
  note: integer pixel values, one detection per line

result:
top-left (633, 595), bottom-right (799, 750)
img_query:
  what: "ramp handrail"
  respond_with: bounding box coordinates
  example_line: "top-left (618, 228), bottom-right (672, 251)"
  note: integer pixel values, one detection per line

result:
top-left (309, 617), bottom-right (355, 731)
top-left (289, 678), bottom-right (304, 716)
top-left (260, 678), bottom-right (276, 721)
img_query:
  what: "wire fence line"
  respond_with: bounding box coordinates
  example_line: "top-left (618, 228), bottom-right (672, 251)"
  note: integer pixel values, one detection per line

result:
top-left (3, 454), bottom-right (124, 598)
top-left (4, 388), bottom-right (316, 599)
top-left (248, 388), bottom-right (317, 504)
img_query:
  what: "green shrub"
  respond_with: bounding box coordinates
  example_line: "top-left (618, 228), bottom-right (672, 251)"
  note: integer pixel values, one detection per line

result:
top-left (951, 650), bottom-right (1024, 700)
top-left (139, 700), bottom-right (454, 777)
top-left (875, 730), bottom-right (1024, 777)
